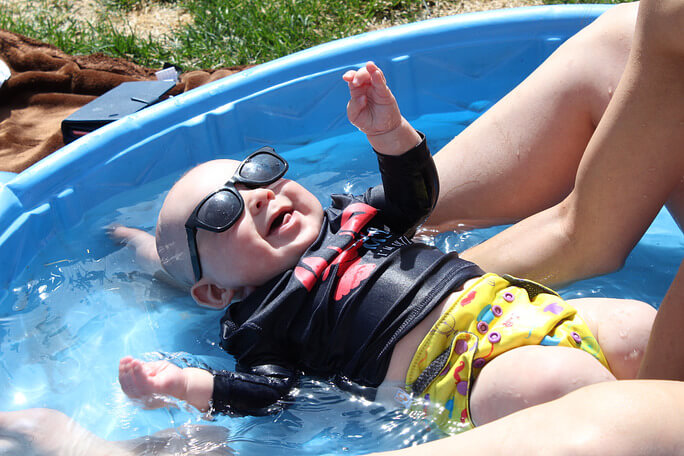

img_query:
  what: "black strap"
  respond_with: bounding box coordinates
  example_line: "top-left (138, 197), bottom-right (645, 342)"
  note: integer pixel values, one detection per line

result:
top-left (501, 274), bottom-right (559, 299)
top-left (409, 346), bottom-right (452, 394)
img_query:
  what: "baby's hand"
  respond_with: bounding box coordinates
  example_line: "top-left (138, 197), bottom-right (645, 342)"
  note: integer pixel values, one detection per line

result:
top-left (118, 356), bottom-right (187, 409)
top-left (108, 224), bottom-right (150, 247)
top-left (344, 62), bottom-right (421, 156)
top-left (343, 61), bottom-right (402, 138)
top-left (107, 225), bottom-right (162, 276)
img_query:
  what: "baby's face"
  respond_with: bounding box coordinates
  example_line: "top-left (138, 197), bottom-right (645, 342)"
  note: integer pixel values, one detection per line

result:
top-left (159, 158), bottom-right (324, 292)
top-left (198, 176), bottom-right (324, 289)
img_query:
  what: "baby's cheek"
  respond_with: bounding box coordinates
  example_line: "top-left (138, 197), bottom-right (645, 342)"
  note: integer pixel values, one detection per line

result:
top-left (243, 246), bottom-right (288, 284)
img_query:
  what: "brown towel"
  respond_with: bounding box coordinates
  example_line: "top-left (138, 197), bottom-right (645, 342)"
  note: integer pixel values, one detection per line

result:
top-left (0, 30), bottom-right (246, 173)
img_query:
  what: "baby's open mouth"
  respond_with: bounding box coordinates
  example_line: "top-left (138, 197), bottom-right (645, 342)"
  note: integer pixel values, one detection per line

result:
top-left (268, 209), bottom-right (292, 235)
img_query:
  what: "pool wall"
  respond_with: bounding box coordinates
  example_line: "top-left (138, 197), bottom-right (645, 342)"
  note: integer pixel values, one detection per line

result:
top-left (0, 5), bottom-right (611, 296)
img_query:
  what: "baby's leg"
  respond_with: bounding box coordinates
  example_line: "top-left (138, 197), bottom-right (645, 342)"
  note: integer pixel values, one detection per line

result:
top-left (568, 297), bottom-right (656, 379)
top-left (469, 345), bottom-right (615, 426)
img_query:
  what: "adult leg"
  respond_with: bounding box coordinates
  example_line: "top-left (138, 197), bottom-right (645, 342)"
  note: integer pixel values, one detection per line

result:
top-left (627, 0), bottom-right (684, 383)
top-left (424, 3), bottom-right (637, 231)
top-left (0, 408), bottom-right (233, 456)
top-left (456, 0), bottom-right (684, 286)
top-left (366, 380), bottom-right (684, 456)
top-left (0, 408), bottom-right (129, 456)
top-left (639, 259), bottom-right (684, 379)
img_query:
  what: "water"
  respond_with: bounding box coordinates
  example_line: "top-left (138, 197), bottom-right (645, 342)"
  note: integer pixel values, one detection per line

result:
top-left (0, 113), bottom-right (682, 454)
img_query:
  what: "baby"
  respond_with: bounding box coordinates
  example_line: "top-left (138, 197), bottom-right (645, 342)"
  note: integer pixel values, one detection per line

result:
top-left (117, 62), bottom-right (655, 433)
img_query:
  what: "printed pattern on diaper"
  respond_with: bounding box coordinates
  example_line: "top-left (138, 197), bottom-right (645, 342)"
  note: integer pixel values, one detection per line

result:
top-left (404, 273), bottom-right (608, 435)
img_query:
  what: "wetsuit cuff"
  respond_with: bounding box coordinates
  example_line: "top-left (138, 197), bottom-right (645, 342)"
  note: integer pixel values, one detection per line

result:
top-left (374, 130), bottom-right (430, 171)
top-left (210, 371), bottom-right (230, 413)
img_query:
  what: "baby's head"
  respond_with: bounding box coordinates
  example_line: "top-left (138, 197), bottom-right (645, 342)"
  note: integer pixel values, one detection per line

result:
top-left (156, 150), bottom-right (324, 309)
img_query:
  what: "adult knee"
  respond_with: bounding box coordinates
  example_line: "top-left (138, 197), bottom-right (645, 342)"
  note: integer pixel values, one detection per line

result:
top-left (557, 201), bottom-right (630, 278)
top-left (556, 2), bottom-right (636, 122)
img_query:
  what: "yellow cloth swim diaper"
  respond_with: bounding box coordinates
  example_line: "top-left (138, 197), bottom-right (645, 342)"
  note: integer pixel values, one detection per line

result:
top-left (404, 273), bottom-right (608, 434)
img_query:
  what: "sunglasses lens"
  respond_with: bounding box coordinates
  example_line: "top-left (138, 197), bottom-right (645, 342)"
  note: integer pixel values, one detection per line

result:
top-left (197, 190), bottom-right (242, 229)
top-left (240, 152), bottom-right (286, 184)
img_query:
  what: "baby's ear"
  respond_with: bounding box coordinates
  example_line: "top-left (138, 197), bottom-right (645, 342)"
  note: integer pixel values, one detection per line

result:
top-left (190, 280), bottom-right (235, 310)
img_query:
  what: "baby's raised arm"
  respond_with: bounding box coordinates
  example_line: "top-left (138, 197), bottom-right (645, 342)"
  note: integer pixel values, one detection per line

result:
top-left (344, 62), bottom-right (438, 235)
top-left (343, 62), bottom-right (421, 156)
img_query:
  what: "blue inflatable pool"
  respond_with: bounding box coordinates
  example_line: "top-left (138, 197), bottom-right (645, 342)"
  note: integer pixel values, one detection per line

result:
top-left (1, 5), bottom-right (681, 454)
top-left (0, 5), bottom-right (617, 291)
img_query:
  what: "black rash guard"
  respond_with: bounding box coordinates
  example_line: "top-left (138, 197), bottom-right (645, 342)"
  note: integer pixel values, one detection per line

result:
top-left (211, 133), bottom-right (484, 414)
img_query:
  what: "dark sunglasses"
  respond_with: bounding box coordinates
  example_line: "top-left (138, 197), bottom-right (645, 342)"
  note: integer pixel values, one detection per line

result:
top-left (185, 147), bottom-right (289, 282)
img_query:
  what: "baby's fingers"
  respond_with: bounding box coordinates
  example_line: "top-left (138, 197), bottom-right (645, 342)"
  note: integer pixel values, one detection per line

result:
top-left (107, 225), bottom-right (146, 246)
top-left (119, 357), bottom-right (140, 397)
top-left (345, 65), bottom-right (372, 87)
top-left (346, 94), bottom-right (367, 122)
top-left (366, 62), bottom-right (394, 100)
top-left (342, 69), bottom-right (357, 82)
top-left (120, 357), bottom-right (151, 397)
top-left (369, 64), bottom-right (387, 87)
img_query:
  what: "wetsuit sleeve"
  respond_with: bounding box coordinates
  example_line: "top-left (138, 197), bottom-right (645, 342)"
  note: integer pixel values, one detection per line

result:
top-left (211, 364), bottom-right (297, 414)
top-left (366, 131), bottom-right (438, 235)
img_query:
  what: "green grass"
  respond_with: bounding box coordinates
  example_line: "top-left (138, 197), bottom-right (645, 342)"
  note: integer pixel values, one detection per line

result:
top-left (0, 0), bottom-right (634, 71)
top-left (0, 0), bottom-right (176, 65)
top-left (176, 0), bottom-right (429, 69)
top-left (544, 0), bottom-right (633, 3)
